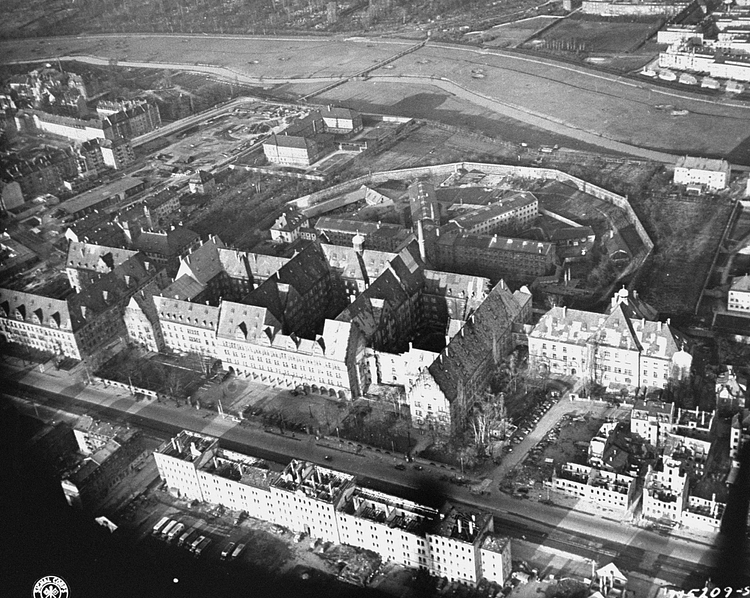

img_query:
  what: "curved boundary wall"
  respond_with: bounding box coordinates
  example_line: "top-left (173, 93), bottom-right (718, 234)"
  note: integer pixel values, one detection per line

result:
top-left (289, 161), bottom-right (654, 270)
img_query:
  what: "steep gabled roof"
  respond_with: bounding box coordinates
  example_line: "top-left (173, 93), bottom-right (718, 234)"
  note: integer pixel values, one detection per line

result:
top-left (216, 300), bottom-right (280, 342)
top-left (161, 274), bottom-right (206, 301)
top-left (175, 235), bottom-right (225, 285)
top-left (133, 227), bottom-right (200, 257)
top-left (66, 240), bottom-right (138, 273)
top-left (428, 282), bottom-right (523, 404)
top-left (154, 295), bottom-right (220, 331)
top-left (0, 288), bottom-right (74, 331)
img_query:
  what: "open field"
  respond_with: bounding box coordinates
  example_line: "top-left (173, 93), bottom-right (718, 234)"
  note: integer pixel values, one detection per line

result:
top-left (526, 17), bottom-right (661, 54)
top-left (632, 194), bottom-right (735, 317)
top-left (3, 34), bottom-right (750, 162)
top-left (480, 16), bottom-right (561, 48)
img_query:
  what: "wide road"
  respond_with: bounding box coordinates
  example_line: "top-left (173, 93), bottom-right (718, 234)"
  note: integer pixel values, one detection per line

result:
top-left (4, 361), bottom-right (739, 588)
top-left (2, 33), bottom-right (749, 162)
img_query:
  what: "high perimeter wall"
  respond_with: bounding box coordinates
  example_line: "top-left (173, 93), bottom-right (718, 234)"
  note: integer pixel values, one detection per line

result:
top-left (288, 162), bottom-right (654, 261)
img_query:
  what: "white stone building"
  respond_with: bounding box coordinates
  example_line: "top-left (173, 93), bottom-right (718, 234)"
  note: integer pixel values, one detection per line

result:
top-left (154, 431), bottom-right (512, 585)
top-left (642, 457), bottom-right (689, 523)
top-left (553, 462), bottom-right (636, 513)
top-left (630, 400), bottom-right (675, 447)
top-left (673, 156), bottom-right (731, 191)
top-left (528, 291), bottom-right (692, 391)
top-left (728, 274), bottom-right (750, 313)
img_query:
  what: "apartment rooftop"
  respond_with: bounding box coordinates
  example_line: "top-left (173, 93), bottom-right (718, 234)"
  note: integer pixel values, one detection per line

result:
top-left (675, 156), bottom-right (731, 173)
top-left (481, 534), bottom-right (511, 554)
top-left (448, 192), bottom-right (537, 230)
top-left (433, 505), bottom-right (488, 544)
top-left (342, 487), bottom-right (437, 535)
top-left (156, 430), bottom-right (216, 462)
top-left (199, 449), bottom-right (277, 490)
top-left (675, 407), bottom-right (714, 430)
top-left (272, 459), bottom-right (354, 503)
top-left (633, 400), bottom-right (674, 417)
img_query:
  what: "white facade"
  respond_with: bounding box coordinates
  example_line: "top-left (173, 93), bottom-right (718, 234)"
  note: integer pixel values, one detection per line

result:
top-left (657, 26), bottom-right (703, 45)
top-left (682, 495), bottom-right (724, 531)
top-left (630, 401), bottom-right (675, 447)
top-left (528, 296), bottom-right (691, 391)
top-left (479, 536), bottom-right (512, 585)
top-left (728, 275), bottom-right (750, 313)
top-left (155, 296), bottom-right (220, 358)
top-left (642, 458), bottom-right (689, 522)
top-left (196, 449), bottom-right (277, 523)
top-left (674, 156), bottom-right (731, 191)
top-left (337, 488), bottom-right (435, 570)
top-left (270, 462), bottom-right (354, 544)
top-left (553, 463), bottom-right (636, 512)
top-left (154, 431), bottom-right (511, 585)
top-left (153, 431), bottom-right (218, 502)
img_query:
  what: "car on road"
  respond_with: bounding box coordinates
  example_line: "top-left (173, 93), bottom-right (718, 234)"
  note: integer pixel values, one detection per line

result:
top-left (323, 455), bottom-right (332, 461)
top-left (394, 463), bottom-right (406, 471)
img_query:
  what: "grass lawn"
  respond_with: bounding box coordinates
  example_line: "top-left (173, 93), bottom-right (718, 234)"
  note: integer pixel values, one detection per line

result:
top-left (530, 17), bottom-right (661, 54)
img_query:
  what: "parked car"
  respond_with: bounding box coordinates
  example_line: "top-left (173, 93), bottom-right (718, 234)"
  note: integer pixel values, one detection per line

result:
top-left (230, 543), bottom-right (246, 561)
top-left (394, 463), bottom-right (406, 471)
top-left (221, 542), bottom-right (236, 560)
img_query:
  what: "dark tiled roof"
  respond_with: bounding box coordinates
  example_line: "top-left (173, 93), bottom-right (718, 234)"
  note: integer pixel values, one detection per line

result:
top-left (66, 240), bottom-right (138, 272)
top-left (134, 227), bottom-right (200, 257)
top-left (428, 282), bottom-right (524, 403)
top-left (176, 235), bottom-right (225, 285)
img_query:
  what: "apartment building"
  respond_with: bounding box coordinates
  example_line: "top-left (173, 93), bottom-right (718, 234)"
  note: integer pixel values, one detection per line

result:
top-left (319, 106), bottom-right (363, 134)
top-left (553, 462), bottom-right (636, 513)
top-left (188, 170), bottom-right (215, 195)
top-left (155, 431), bottom-right (512, 585)
top-left (131, 227), bottom-right (201, 277)
top-left (58, 176), bottom-right (146, 220)
top-left (446, 192), bottom-right (538, 236)
top-left (716, 366), bottom-right (748, 410)
top-left (426, 507), bottom-right (493, 585)
top-left (196, 448), bottom-right (277, 523)
top-left (2, 253), bottom-right (163, 362)
top-left (66, 240), bottom-right (138, 292)
top-left (153, 430), bottom-right (219, 501)
top-left (270, 460), bottom-right (356, 544)
top-left (315, 217), bottom-right (412, 253)
top-left (641, 457), bottom-right (689, 523)
top-left (337, 487), bottom-right (437, 570)
top-left (682, 495), bottom-right (725, 532)
top-left (100, 138), bottom-right (135, 170)
top-left (630, 401), bottom-right (675, 447)
top-left (434, 229), bottom-right (556, 282)
top-left (154, 296), bottom-right (220, 359)
top-left (728, 274), bottom-right (750, 313)
top-left (263, 134), bottom-right (323, 167)
top-left (271, 206), bottom-right (310, 244)
top-left (673, 156), bottom-right (731, 191)
top-left (123, 280), bottom-right (165, 352)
